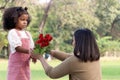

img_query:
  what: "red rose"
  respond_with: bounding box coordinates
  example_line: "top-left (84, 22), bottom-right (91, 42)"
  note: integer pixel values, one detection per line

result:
top-left (34, 33), bottom-right (53, 54)
top-left (39, 34), bottom-right (43, 39)
top-left (45, 34), bottom-right (52, 41)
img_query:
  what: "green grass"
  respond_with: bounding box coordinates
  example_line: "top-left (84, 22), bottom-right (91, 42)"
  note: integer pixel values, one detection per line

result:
top-left (0, 59), bottom-right (68, 80)
top-left (0, 58), bottom-right (120, 80)
top-left (101, 59), bottom-right (120, 80)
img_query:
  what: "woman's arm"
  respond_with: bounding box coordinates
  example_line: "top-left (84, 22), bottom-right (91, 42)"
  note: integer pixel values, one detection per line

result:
top-left (41, 57), bottom-right (71, 79)
top-left (31, 53), bottom-right (71, 79)
top-left (50, 50), bottom-right (72, 61)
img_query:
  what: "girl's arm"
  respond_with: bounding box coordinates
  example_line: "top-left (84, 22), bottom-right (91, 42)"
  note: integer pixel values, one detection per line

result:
top-left (50, 50), bottom-right (72, 61)
top-left (15, 46), bottom-right (32, 54)
top-left (8, 29), bottom-right (33, 54)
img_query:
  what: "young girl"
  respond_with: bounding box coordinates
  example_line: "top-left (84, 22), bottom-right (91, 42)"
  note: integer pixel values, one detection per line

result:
top-left (2, 7), bottom-right (35, 80)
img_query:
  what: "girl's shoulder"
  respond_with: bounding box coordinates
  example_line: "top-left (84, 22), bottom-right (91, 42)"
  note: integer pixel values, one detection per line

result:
top-left (26, 31), bottom-right (30, 34)
top-left (25, 30), bottom-right (32, 36)
top-left (8, 29), bottom-right (16, 34)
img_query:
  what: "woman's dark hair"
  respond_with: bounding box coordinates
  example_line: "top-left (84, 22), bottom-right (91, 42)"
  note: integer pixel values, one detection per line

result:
top-left (2, 7), bottom-right (31, 31)
top-left (74, 28), bottom-right (100, 62)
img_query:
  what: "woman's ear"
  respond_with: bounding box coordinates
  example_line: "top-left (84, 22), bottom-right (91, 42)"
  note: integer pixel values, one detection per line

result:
top-left (72, 37), bottom-right (75, 47)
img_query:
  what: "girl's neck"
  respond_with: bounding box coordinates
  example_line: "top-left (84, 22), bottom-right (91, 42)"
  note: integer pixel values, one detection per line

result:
top-left (15, 27), bottom-right (24, 31)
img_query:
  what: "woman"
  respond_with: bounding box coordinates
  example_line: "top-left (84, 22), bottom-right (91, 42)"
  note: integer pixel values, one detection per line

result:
top-left (31, 28), bottom-right (102, 80)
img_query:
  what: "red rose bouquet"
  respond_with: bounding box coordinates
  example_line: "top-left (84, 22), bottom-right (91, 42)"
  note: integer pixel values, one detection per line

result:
top-left (34, 33), bottom-right (53, 54)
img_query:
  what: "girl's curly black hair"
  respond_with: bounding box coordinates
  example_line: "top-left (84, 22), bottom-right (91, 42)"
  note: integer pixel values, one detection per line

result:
top-left (2, 7), bottom-right (31, 31)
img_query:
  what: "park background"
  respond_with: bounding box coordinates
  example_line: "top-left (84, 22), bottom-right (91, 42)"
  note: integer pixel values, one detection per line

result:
top-left (0, 0), bottom-right (120, 80)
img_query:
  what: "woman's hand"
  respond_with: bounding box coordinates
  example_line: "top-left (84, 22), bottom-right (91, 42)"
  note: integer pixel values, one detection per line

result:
top-left (31, 53), bottom-right (42, 60)
top-left (50, 50), bottom-right (55, 56)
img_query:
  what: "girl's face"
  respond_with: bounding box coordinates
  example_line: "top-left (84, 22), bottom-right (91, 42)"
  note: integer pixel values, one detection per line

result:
top-left (15, 14), bottom-right (29, 30)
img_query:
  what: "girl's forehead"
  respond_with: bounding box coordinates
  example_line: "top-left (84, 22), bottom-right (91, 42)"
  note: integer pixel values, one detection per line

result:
top-left (19, 14), bottom-right (29, 18)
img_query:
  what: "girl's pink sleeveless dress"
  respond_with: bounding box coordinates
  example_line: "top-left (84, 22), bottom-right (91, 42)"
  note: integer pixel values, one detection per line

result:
top-left (7, 30), bottom-right (31, 80)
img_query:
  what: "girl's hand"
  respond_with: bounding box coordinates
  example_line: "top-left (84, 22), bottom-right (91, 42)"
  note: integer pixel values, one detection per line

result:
top-left (32, 58), bottom-right (37, 63)
top-left (31, 53), bottom-right (42, 60)
top-left (30, 56), bottom-right (37, 64)
top-left (29, 49), bottom-right (34, 54)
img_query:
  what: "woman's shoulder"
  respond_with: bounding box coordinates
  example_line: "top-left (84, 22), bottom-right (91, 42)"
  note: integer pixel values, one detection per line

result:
top-left (69, 55), bottom-right (78, 59)
top-left (66, 55), bottom-right (79, 63)
top-left (69, 55), bottom-right (100, 63)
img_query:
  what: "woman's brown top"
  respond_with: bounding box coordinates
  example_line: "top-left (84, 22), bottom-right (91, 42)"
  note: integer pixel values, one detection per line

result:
top-left (45, 51), bottom-right (102, 80)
